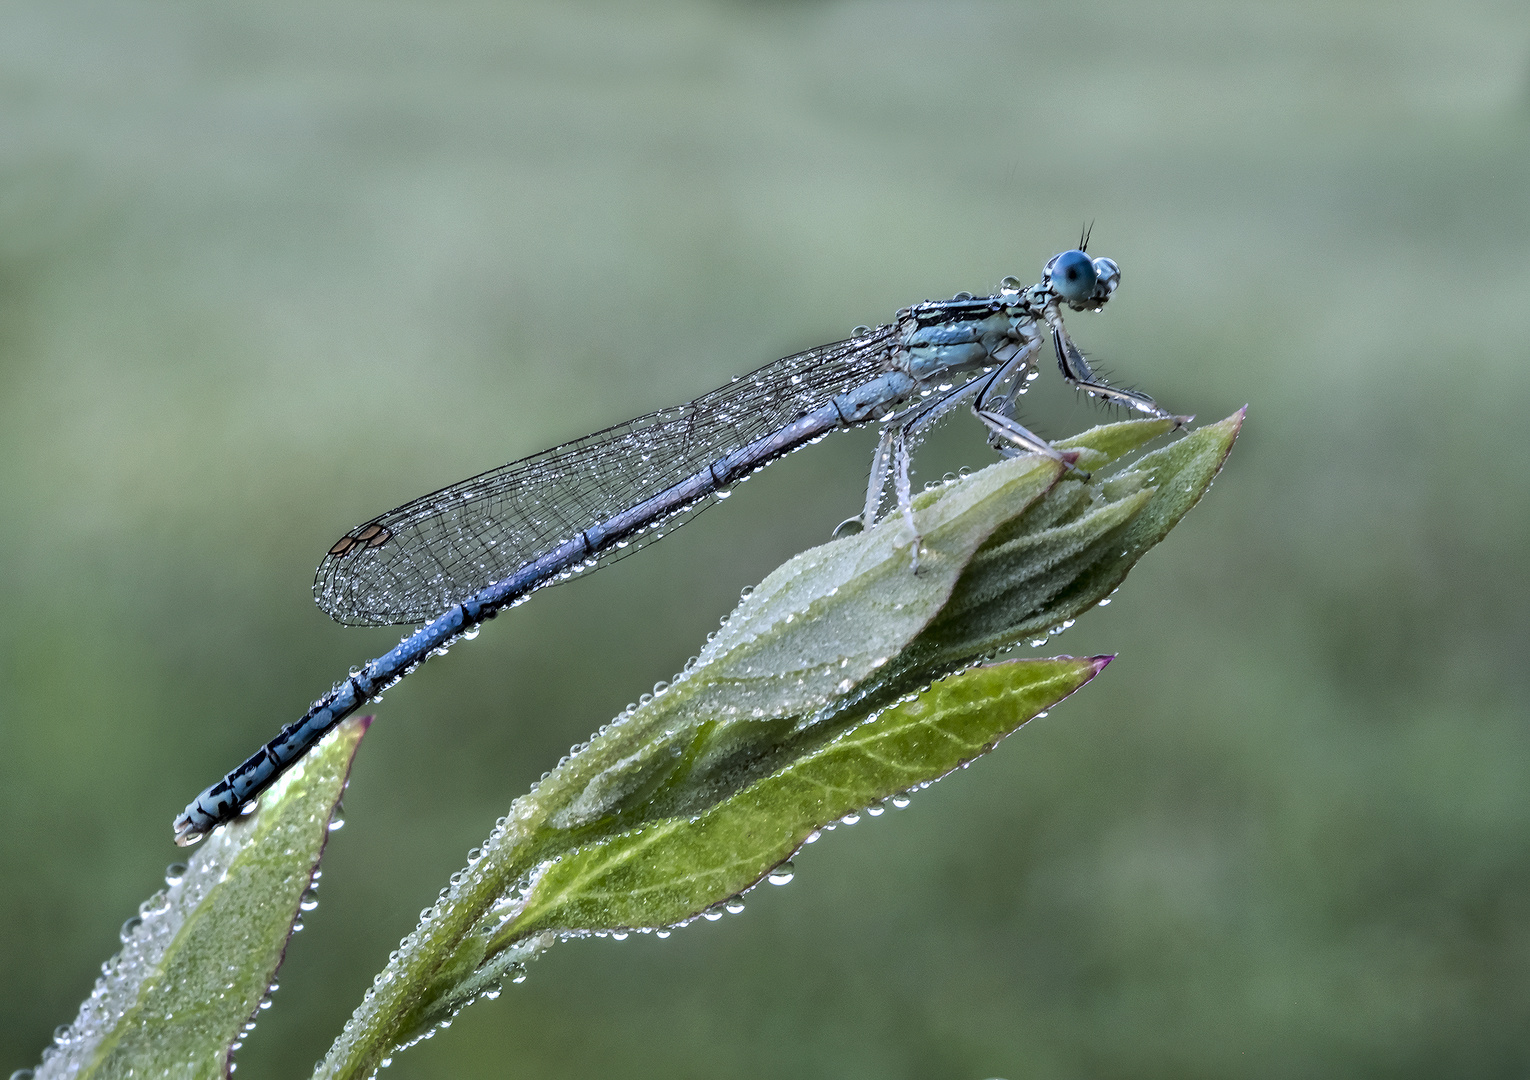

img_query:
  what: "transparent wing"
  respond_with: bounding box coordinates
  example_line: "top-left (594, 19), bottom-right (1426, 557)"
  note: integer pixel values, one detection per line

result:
top-left (314, 326), bottom-right (900, 625)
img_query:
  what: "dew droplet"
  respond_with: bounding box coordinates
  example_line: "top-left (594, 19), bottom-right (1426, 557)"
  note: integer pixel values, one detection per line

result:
top-left (767, 861), bottom-right (795, 886)
top-left (725, 897), bottom-right (746, 914)
top-left (891, 795), bottom-right (911, 809)
top-left (164, 862), bottom-right (187, 886)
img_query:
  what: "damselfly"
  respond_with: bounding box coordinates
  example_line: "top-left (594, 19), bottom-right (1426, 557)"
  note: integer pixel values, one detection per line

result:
top-left (173, 243), bottom-right (1177, 844)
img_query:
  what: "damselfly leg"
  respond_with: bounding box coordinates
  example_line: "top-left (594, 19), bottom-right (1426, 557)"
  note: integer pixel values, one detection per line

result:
top-left (1050, 322), bottom-right (1166, 417)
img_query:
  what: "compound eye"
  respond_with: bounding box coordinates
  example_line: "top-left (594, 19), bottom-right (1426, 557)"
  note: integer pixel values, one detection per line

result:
top-left (1092, 257), bottom-right (1120, 298)
top-left (1047, 249), bottom-right (1097, 305)
top-left (1095, 256), bottom-right (1119, 293)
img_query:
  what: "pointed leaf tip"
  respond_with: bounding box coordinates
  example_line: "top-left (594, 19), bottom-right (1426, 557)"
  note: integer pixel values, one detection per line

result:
top-left (36, 716), bottom-right (367, 1080)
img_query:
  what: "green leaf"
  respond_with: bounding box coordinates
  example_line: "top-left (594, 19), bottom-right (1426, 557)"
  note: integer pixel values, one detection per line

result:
top-left (502, 656), bottom-right (1109, 942)
top-left (316, 413), bottom-right (1243, 1080)
top-left (35, 716), bottom-right (367, 1080)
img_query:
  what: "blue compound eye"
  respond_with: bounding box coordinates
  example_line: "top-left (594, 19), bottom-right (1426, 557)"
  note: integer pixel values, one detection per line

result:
top-left (1047, 249), bottom-right (1098, 305)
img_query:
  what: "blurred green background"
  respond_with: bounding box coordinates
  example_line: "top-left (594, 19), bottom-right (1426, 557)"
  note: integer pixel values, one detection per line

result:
top-left (3, 1), bottom-right (1528, 1076)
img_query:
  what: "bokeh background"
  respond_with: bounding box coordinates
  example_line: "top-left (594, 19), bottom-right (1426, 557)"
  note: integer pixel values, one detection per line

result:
top-left (3, 2), bottom-right (1528, 1076)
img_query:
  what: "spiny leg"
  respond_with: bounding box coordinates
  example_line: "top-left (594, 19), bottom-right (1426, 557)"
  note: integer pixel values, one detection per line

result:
top-left (971, 408), bottom-right (1059, 459)
top-left (860, 425), bottom-right (895, 529)
top-left (862, 349), bottom-right (1050, 565)
top-left (888, 358), bottom-right (1036, 567)
top-left (889, 425), bottom-right (921, 569)
top-left (1050, 322), bottom-right (1168, 417)
top-left (856, 376), bottom-right (986, 533)
top-left (973, 360), bottom-right (1042, 459)
top-left (971, 353), bottom-right (1074, 464)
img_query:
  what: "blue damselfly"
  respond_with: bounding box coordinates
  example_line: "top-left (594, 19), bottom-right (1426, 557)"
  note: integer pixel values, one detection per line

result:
top-left (174, 245), bottom-right (1176, 843)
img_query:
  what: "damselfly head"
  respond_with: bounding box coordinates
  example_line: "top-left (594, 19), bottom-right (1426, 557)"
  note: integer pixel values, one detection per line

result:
top-left (1043, 249), bottom-right (1120, 310)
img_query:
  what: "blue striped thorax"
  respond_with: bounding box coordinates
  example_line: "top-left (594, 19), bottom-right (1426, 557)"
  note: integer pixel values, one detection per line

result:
top-left (897, 291), bottom-right (1045, 382)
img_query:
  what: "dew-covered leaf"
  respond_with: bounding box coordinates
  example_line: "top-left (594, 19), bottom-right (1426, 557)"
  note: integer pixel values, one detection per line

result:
top-left (679, 452), bottom-right (1066, 720)
top-left (500, 656), bottom-right (1109, 943)
top-left (33, 716), bottom-right (367, 1080)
